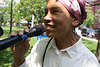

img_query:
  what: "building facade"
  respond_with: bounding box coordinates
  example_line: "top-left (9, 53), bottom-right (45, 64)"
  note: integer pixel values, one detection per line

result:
top-left (85, 0), bottom-right (93, 10)
top-left (85, 0), bottom-right (100, 29)
top-left (92, 0), bottom-right (100, 29)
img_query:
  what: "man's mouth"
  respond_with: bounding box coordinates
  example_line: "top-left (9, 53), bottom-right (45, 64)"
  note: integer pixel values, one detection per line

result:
top-left (45, 26), bottom-right (53, 28)
top-left (45, 25), bottom-right (55, 31)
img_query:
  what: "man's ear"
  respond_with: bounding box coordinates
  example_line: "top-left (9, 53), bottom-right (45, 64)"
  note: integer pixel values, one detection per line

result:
top-left (72, 18), bottom-right (80, 27)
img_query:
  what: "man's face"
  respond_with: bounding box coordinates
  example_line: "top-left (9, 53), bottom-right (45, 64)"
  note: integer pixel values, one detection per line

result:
top-left (44, 0), bottom-right (74, 38)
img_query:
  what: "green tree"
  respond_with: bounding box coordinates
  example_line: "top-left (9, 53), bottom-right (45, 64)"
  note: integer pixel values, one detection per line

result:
top-left (97, 9), bottom-right (100, 23)
top-left (12, 3), bottom-right (21, 24)
top-left (18, 0), bottom-right (47, 24)
top-left (0, 0), bottom-right (12, 26)
top-left (2, 0), bottom-right (19, 23)
top-left (3, 13), bottom-right (10, 24)
top-left (1, 0), bottom-right (47, 26)
top-left (0, 7), bottom-right (4, 26)
top-left (0, 6), bottom-right (10, 26)
top-left (83, 9), bottom-right (95, 28)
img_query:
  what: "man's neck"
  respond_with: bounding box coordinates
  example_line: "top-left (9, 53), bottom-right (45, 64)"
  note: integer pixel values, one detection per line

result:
top-left (54, 33), bottom-right (80, 50)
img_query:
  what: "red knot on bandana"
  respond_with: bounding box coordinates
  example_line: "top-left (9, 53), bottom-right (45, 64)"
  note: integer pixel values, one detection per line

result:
top-left (57, 0), bottom-right (87, 26)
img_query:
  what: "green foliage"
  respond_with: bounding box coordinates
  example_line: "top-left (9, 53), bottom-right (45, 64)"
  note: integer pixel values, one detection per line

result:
top-left (0, 0), bottom-right (12, 25)
top-left (83, 8), bottom-right (95, 28)
top-left (97, 9), bottom-right (100, 22)
top-left (8, 0), bottom-right (47, 24)
top-left (3, 13), bottom-right (10, 23)
top-left (0, 0), bottom-right (47, 26)
top-left (0, 7), bottom-right (4, 25)
top-left (18, 0), bottom-right (47, 23)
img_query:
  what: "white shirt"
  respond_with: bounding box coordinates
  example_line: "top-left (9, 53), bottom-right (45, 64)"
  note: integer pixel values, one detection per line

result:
top-left (14, 37), bottom-right (100, 67)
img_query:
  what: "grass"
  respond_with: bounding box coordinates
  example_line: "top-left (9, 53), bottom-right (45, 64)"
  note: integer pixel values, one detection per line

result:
top-left (82, 38), bottom-right (98, 55)
top-left (0, 26), bottom-right (98, 67)
top-left (0, 26), bottom-right (27, 38)
top-left (0, 26), bottom-right (35, 67)
top-left (0, 37), bottom-right (37, 67)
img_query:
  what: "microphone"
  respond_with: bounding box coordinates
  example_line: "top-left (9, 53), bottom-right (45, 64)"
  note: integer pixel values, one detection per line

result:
top-left (0, 24), bottom-right (45, 51)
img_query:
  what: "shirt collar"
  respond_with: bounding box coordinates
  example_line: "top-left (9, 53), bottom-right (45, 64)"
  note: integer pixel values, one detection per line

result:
top-left (47, 38), bottom-right (61, 55)
top-left (47, 38), bottom-right (55, 49)
top-left (48, 38), bottom-right (83, 58)
top-left (60, 38), bottom-right (82, 58)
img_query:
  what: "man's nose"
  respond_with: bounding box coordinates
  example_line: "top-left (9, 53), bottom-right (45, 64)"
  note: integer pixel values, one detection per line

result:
top-left (44, 12), bottom-right (52, 23)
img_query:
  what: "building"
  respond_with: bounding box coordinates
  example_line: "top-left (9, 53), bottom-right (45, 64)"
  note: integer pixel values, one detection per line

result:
top-left (85, 0), bottom-right (93, 10)
top-left (92, 0), bottom-right (100, 29)
top-left (85, 0), bottom-right (100, 29)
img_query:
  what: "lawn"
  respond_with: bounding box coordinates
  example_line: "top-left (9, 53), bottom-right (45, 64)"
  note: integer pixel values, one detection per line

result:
top-left (0, 37), bottom-right (36, 67)
top-left (82, 38), bottom-right (98, 54)
top-left (0, 26), bottom-right (27, 38)
top-left (0, 26), bottom-right (98, 67)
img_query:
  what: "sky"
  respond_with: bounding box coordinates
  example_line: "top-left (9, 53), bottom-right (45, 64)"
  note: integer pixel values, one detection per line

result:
top-left (0, 0), bottom-right (2, 3)
top-left (15, 0), bottom-right (20, 3)
top-left (0, 0), bottom-right (20, 3)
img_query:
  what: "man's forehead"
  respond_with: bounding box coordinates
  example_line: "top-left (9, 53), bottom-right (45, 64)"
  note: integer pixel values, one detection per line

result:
top-left (47, 0), bottom-right (57, 3)
top-left (45, 6), bottom-right (62, 11)
top-left (46, 0), bottom-right (61, 7)
top-left (45, 1), bottom-right (63, 10)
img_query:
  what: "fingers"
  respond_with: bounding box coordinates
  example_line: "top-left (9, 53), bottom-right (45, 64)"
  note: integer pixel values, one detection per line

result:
top-left (10, 45), bottom-right (15, 53)
top-left (10, 28), bottom-right (30, 58)
top-left (10, 32), bottom-right (16, 37)
top-left (17, 28), bottom-right (30, 42)
top-left (10, 28), bottom-right (29, 37)
top-left (24, 28), bottom-right (29, 33)
top-left (25, 37), bottom-right (31, 43)
top-left (10, 28), bottom-right (30, 43)
top-left (10, 29), bottom-right (23, 37)
top-left (17, 29), bottom-right (23, 36)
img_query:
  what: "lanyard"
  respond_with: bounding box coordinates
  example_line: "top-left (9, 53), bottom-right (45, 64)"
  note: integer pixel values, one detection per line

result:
top-left (42, 38), bottom-right (53, 67)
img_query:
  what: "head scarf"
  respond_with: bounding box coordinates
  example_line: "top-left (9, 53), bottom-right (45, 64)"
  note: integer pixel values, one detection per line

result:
top-left (57, 0), bottom-right (87, 26)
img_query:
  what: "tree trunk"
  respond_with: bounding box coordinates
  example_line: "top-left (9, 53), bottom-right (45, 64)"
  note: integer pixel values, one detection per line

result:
top-left (96, 29), bottom-right (100, 63)
top-left (0, 17), bottom-right (3, 26)
top-left (28, 22), bottom-right (30, 29)
top-left (0, 22), bottom-right (2, 26)
top-left (9, 0), bottom-right (13, 36)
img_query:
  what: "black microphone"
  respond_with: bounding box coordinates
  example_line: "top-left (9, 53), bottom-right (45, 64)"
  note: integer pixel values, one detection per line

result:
top-left (0, 24), bottom-right (45, 51)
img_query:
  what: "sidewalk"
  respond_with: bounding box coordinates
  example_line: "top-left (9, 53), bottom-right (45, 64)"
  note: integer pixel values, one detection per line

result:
top-left (76, 29), bottom-right (98, 42)
top-left (81, 36), bottom-right (98, 42)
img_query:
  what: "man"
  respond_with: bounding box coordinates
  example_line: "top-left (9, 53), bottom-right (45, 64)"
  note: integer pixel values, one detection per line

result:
top-left (11, 0), bottom-right (100, 67)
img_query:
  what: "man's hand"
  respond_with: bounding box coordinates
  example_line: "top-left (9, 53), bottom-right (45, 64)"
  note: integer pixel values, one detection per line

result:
top-left (10, 28), bottom-right (31, 67)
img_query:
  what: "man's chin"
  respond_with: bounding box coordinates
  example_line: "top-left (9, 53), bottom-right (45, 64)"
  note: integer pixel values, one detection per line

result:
top-left (46, 34), bottom-right (54, 38)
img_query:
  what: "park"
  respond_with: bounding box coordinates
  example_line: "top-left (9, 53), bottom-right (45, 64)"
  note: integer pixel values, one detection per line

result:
top-left (0, 0), bottom-right (100, 67)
